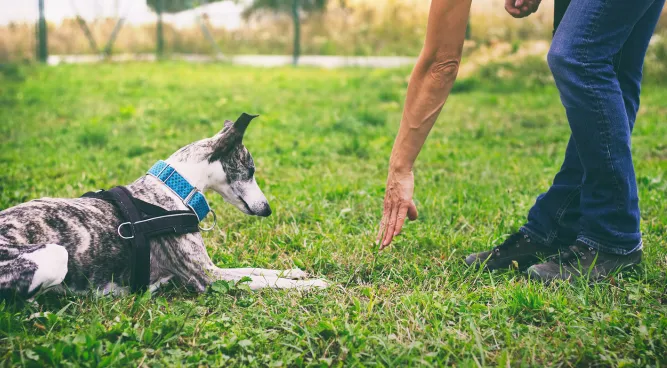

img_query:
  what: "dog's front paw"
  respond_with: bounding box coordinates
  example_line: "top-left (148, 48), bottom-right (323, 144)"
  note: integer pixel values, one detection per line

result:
top-left (276, 277), bottom-right (329, 290)
top-left (281, 268), bottom-right (309, 280)
top-left (304, 278), bottom-right (329, 289)
top-left (246, 276), bottom-right (329, 290)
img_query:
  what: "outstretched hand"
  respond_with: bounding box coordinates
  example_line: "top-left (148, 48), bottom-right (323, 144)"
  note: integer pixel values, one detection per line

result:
top-left (505, 0), bottom-right (541, 18)
top-left (376, 170), bottom-right (419, 250)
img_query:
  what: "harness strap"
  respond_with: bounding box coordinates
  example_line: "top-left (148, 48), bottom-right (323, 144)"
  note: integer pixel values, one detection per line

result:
top-left (126, 214), bottom-right (200, 238)
top-left (83, 186), bottom-right (200, 293)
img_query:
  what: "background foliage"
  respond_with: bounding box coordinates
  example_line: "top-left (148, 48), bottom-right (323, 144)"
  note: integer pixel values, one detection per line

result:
top-left (5, 0), bottom-right (665, 61)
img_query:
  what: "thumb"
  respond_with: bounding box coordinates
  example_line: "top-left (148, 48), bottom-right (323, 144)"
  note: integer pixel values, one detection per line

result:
top-left (407, 201), bottom-right (418, 221)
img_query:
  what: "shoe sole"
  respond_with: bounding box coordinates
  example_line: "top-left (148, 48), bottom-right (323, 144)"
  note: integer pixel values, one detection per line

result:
top-left (465, 254), bottom-right (556, 272)
top-left (526, 261), bottom-right (641, 284)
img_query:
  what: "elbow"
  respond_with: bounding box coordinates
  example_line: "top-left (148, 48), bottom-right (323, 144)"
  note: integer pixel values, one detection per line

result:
top-left (428, 58), bottom-right (460, 83)
top-left (422, 52), bottom-right (461, 84)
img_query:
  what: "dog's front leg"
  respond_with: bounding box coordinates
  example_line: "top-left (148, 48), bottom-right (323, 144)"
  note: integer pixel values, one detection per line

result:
top-left (201, 262), bottom-right (329, 291)
top-left (154, 236), bottom-right (243, 292)
top-left (157, 236), bottom-right (328, 292)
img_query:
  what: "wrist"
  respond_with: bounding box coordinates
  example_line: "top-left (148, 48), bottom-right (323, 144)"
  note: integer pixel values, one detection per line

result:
top-left (389, 161), bottom-right (413, 174)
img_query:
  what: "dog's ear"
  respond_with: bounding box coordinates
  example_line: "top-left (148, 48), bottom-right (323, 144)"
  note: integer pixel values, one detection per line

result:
top-left (219, 120), bottom-right (233, 134)
top-left (210, 113), bottom-right (258, 160)
top-left (232, 112), bottom-right (258, 136)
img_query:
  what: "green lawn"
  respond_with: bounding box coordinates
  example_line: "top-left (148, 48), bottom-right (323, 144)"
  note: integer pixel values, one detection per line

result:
top-left (1, 62), bottom-right (666, 367)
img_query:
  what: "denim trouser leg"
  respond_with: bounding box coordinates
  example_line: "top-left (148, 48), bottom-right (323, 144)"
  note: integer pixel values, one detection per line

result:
top-left (615, 0), bottom-right (665, 129)
top-left (522, 137), bottom-right (583, 247)
top-left (521, 0), bottom-right (665, 255)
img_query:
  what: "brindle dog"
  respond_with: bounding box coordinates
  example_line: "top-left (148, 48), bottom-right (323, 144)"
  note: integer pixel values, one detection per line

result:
top-left (0, 115), bottom-right (327, 299)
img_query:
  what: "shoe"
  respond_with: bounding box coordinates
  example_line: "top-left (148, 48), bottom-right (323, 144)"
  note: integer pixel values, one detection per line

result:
top-left (465, 232), bottom-right (559, 271)
top-left (526, 242), bottom-right (642, 282)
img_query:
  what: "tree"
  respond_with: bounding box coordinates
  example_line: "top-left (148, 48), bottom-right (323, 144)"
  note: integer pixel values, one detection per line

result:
top-left (241, 0), bottom-right (328, 65)
top-left (146, 0), bottom-right (225, 13)
top-left (37, 0), bottom-right (48, 62)
top-left (146, 0), bottom-right (224, 58)
top-left (145, 0), bottom-right (329, 65)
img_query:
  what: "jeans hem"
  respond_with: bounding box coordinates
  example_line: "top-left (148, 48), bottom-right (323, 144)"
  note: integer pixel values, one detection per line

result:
top-left (576, 236), bottom-right (643, 256)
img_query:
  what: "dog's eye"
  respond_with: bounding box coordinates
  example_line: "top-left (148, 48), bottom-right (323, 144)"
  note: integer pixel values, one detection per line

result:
top-left (249, 167), bottom-right (255, 177)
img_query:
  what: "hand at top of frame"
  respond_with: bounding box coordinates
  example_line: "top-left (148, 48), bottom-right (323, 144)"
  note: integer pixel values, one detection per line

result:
top-left (376, 169), bottom-right (419, 250)
top-left (505, 0), bottom-right (542, 18)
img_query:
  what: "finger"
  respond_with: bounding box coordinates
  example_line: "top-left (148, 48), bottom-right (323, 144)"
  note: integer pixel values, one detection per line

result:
top-left (376, 219), bottom-right (385, 246)
top-left (393, 204), bottom-right (410, 236)
top-left (514, 0), bottom-right (524, 6)
top-left (505, 4), bottom-right (521, 16)
top-left (376, 216), bottom-right (387, 246)
top-left (407, 200), bottom-right (418, 221)
top-left (504, 0), bottom-right (520, 14)
top-left (381, 204), bottom-right (399, 248)
top-left (523, 0), bottom-right (538, 14)
top-left (381, 204), bottom-right (398, 248)
top-left (376, 200), bottom-right (390, 244)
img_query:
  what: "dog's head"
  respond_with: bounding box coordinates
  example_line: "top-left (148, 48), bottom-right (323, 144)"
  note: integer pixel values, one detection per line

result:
top-left (167, 113), bottom-right (271, 217)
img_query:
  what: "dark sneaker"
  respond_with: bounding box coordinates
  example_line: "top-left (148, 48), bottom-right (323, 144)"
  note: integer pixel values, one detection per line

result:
top-left (465, 232), bottom-right (559, 271)
top-left (527, 242), bottom-right (642, 283)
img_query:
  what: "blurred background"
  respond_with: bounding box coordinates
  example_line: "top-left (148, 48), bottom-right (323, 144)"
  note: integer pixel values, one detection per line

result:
top-left (1, 1), bottom-right (664, 71)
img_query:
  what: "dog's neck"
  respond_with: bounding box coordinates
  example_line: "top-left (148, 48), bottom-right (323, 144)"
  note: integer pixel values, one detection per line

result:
top-left (125, 159), bottom-right (214, 212)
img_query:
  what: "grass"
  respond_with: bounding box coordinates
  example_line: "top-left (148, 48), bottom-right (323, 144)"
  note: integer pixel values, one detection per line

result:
top-left (1, 61), bottom-right (667, 367)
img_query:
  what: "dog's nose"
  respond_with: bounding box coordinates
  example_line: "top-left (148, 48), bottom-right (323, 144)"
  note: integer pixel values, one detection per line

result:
top-left (256, 203), bottom-right (272, 217)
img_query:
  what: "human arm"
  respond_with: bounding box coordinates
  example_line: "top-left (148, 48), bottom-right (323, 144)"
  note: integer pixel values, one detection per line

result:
top-left (376, 0), bottom-right (472, 249)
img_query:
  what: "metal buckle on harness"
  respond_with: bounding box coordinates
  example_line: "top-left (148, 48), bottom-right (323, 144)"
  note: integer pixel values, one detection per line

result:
top-left (117, 222), bottom-right (135, 239)
top-left (198, 209), bottom-right (217, 232)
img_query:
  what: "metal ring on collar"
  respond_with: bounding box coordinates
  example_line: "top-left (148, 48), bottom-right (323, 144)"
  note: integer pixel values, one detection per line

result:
top-left (199, 209), bottom-right (217, 232)
top-left (117, 222), bottom-right (135, 239)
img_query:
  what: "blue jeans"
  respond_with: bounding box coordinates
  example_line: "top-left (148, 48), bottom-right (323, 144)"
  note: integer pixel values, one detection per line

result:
top-left (521, 0), bottom-right (665, 255)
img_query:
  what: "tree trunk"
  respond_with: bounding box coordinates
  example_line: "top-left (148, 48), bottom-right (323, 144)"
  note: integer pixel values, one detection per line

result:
top-left (75, 16), bottom-right (100, 54)
top-left (104, 17), bottom-right (127, 57)
top-left (291, 0), bottom-right (300, 66)
top-left (156, 0), bottom-right (164, 58)
top-left (37, 0), bottom-right (48, 63)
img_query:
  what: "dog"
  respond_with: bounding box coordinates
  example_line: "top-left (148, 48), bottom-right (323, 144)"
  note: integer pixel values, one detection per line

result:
top-left (0, 114), bottom-right (328, 299)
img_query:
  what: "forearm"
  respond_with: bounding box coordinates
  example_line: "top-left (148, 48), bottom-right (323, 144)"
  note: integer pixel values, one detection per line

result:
top-left (389, 0), bottom-right (471, 173)
top-left (389, 54), bottom-right (461, 172)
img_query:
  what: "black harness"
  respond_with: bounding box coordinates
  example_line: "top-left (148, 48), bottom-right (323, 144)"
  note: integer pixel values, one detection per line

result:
top-left (82, 186), bottom-right (200, 293)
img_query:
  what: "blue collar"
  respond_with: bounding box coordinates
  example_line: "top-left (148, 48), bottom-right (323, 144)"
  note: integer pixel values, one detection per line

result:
top-left (147, 160), bottom-right (211, 222)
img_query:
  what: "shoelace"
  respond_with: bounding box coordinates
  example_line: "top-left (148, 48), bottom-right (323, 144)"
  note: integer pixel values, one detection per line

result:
top-left (493, 233), bottom-right (531, 256)
top-left (554, 245), bottom-right (597, 264)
